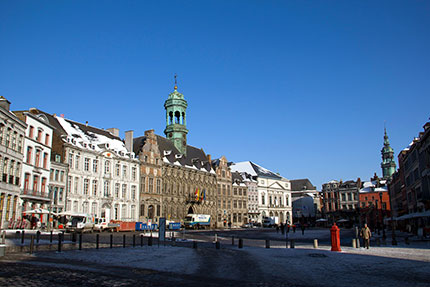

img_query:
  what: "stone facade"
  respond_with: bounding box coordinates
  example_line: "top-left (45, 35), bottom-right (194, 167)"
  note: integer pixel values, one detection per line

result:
top-left (232, 172), bottom-right (248, 227)
top-left (49, 157), bottom-right (68, 216)
top-left (0, 97), bottom-right (26, 229)
top-left (212, 156), bottom-right (232, 228)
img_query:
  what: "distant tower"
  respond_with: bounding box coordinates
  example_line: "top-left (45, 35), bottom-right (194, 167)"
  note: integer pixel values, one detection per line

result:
top-left (164, 75), bottom-right (188, 155)
top-left (381, 127), bottom-right (396, 179)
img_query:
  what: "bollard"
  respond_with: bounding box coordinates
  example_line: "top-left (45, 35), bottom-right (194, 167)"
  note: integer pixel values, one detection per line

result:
top-left (50, 231), bottom-right (53, 243)
top-left (21, 230), bottom-right (25, 245)
top-left (123, 234), bottom-right (126, 248)
top-left (30, 236), bottom-right (34, 254)
top-left (2, 231), bottom-right (6, 244)
top-left (215, 241), bottom-right (220, 249)
top-left (285, 238), bottom-right (289, 248)
top-left (290, 239), bottom-right (295, 248)
top-left (148, 236), bottom-right (153, 246)
top-left (238, 238), bottom-right (243, 249)
top-left (314, 239), bottom-right (318, 249)
top-left (265, 239), bottom-right (270, 249)
top-left (214, 234), bottom-right (217, 243)
top-left (140, 235), bottom-right (143, 247)
top-left (352, 238), bottom-right (356, 248)
top-left (58, 233), bottom-right (62, 252)
top-left (79, 233), bottom-right (82, 250)
top-left (96, 234), bottom-right (99, 249)
top-left (110, 234), bottom-right (113, 248)
top-left (36, 231), bottom-right (41, 244)
top-left (232, 236), bottom-right (235, 246)
top-left (356, 238), bottom-right (360, 248)
top-left (193, 241), bottom-right (197, 249)
top-left (15, 230), bottom-right (20, 240)
top-left (133, 234), bottom-right (136, 247)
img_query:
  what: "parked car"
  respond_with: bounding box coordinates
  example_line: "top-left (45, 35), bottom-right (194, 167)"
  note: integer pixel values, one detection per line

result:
top-left (65, 213), bottom-right (95, 233)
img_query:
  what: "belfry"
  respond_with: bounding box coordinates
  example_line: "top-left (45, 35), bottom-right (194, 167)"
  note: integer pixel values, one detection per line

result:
top-left (164, 75), bottom-right (189, 155)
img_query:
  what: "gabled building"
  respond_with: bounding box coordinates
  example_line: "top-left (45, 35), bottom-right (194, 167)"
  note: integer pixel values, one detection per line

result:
top-left (290, 178), bottom-right (320, 221)
top-left (230, 161), bottom-right (291, 224)
top-left (0, 97), bottom-right (26, 229)
top-left (133, 83), bottom-right (217, 226)
top-left (211, 156), bottom-right (233, 228)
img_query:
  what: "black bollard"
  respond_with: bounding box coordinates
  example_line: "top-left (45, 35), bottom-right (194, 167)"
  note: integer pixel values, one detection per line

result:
top-left (79, 233), bottom-right (82, 250)
top-left (36, 231), bottom-right (41, 243)
top-left (193, 241), bottom-right (197, 249)
top-left (15, 230), bottom-right (20, 240)
top-left (133, 234), bottom-right (136, 247)
top-left (58, 233), bottom-right (62, 252)
top-left (232, 236), bottom-right (235, 245)
top-left (96, 234), bottom-right (99, 249)
top-left (286, 237), bottom-right (289, 248)
top-left (290, 239), bottom-right (295, 248)
top-left (140, 235), bottom-right (143, 247)
top-left (50, 230), bottom-right (53, 243)
top-left (266, 239), bottom-right (270, 248)
top-left (215, 241), bottom-right (220, 249)
top-left (123, 234), bottom-right (126, 248)
top-left (148, 236), bottom-right (153, 246)
top-left (21, 230), bottom-right (25, 245)
top-left (238, 238), bottom-right (243, 249)
top-left (30, 236), bottom-right (34, 254)
top-left (110, 234), bottom-right (113, 248)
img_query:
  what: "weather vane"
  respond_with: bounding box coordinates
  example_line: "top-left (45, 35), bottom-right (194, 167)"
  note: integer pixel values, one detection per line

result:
top-left (174, 73), bottom-right (178, 90)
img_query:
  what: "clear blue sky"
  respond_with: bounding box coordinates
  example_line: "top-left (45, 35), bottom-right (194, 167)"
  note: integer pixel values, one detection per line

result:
top-left (1, 1), bottom-right (429, 188)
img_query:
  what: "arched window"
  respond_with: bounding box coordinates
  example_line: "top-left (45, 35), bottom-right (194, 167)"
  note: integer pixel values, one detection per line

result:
top-left (169, 111), bottom-right (173, 124)
top-left (174, 111), bottom-right (180, 124)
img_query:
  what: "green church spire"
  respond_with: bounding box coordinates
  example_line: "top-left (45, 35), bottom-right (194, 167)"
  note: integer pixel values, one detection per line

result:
top-left (164, 75), bottom-right (188, 155)
top-left (381, 127), bottom-right (396, 179)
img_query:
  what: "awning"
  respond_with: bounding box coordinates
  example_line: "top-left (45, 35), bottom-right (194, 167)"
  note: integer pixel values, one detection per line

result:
top-left (23, 208), bottom-right (55, 215)
top-left (395, 210), bottom-right (430, 220)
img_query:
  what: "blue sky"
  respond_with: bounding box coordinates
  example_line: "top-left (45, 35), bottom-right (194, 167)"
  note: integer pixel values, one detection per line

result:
top-left (1, 1), bottom-right (429, 188)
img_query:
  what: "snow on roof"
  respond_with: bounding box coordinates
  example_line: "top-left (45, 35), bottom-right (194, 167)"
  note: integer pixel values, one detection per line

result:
top-left (56, 116), bottom-right (131, 158)
top-left (230, 161), bottom-right (282, 179)
top-left (359, 181), bottom-right (388, 193)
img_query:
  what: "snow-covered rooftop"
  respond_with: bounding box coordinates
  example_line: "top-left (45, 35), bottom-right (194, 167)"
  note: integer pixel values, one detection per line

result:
top-left (230, 161), bottom-right (283, 179)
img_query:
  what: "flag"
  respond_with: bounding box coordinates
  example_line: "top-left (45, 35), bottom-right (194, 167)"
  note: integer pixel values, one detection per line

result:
top-left (202, 189), bottom-right (206, 200)
top-left (195, 188), bottom-right (199, 201)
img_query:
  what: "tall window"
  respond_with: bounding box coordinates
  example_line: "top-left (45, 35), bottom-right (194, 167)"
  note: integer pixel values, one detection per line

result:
top-left (26, 147), bottom-right (32, 164)
top-left (132, 167), bottom-right (137, 181)
top-left (33, 175), bottom-right (39, 192)
top-left (67, 176), bottom-right (72, 193)
top-left (92, 180), bottom-right (98, 196)
top-left (43, 152), bottom-right (48, 169)
top-left (75, 155), bottom-right (80, 170)
top-left (156, 179), bottom-right (161, 194)
top-left (68, 152), bottom-right (73, 168)
top-left (17, 135), bottom-right (23, 152)
top-left (29, 126), bottom-right (34, 138)
top-left (122, 165), bottom-right (127, 179)
top-left (93, 159), bottom-right (98, 173)
top-left (83, 179), bottom-right (89, 195)
top-left (91, 202), bottom-right (97, 216)
top-left (35, 150), bottom-right (41, 167)
top-left (131, 185), bottom-right (136, 200)
top-left (45, 134), bottom-right (50, 146)
top-left (261, 194), bottom-right (265, 205)
top-left (84, 158), bottom-right (90, 171)
top-left (24, 173), bottom-right (30, 191)
top-left (115, 164), bottom-right (120, 176)
top-left (37, 129), bottom-right (42, 142)
top-left (104, 181), bottom-right (110, 197)
top-left (141, 176), bottom-right (146, 193)
top-left (148, 178), bottom-right (154, 193)
top-left (122, 184), bottom-right (127, 198)
top-left (11, 132), bottom-right (17, 150)
top-left (74, 177), bottom-right (79, 194)
top-left (41, 177), bottom-right (46, 193)
top-left (115, 183), bottom-right (120, 198)
top-left (104, 160), bottom-right (111, 174)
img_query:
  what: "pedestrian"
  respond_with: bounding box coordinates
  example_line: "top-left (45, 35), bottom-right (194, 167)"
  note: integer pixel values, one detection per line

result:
top-left (280, 223), bottom-right (285, 235)
top-left (301, 224), bottom-right (305, 235)
top-left (276, 225), bottom-right (279, 233)
top-left (360, 223), bottom-right (372, 249)
top-left (287, 224), bottom-right (290, 233)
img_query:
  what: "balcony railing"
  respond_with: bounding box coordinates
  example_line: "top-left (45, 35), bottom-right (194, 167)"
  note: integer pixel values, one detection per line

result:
top-left (21, 189), bottom-right (51, 200)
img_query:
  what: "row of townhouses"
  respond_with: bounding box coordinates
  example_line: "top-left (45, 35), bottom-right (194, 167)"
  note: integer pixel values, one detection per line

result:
top-left (0, 83), bottom-right (298, 229)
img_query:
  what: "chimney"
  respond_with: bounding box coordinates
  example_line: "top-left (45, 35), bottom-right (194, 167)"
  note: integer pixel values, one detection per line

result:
top-left (207, 154), bottom-right (211, 163)
top-left (0, 96), bottom-right (11, 111)
top-left (125, 130), bottom-right (134, 153)
top-left (86, 121), bottom-right (88, 127)
top-left (107, 128), bottom-right (119, 137)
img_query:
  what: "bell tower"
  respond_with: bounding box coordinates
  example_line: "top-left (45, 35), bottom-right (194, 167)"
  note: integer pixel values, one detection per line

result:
top-left (164, 75), bottom-right (188, 155)
top-left (381, 127), bottom-right (396, 179)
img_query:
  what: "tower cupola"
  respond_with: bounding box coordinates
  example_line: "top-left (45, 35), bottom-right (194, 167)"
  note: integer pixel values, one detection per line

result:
top-left (164, 75), bottom-right (188, 155)
top-left (381, 127), bottom-right (396, 179)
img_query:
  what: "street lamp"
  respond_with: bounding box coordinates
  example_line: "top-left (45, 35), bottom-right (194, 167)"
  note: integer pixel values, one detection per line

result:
top-left (379, 192), bottom-right (386, 240)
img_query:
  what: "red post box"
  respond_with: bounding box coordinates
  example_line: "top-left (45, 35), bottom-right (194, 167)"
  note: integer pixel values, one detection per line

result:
top-left (330, 223), bottom-right (341, 252)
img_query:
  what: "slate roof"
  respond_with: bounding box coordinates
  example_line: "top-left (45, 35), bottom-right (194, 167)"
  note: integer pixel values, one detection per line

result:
top-left (290, 179), bottom-right (317, 191)
top-left (133, 134), bottom-right (213, 172)
top-left (230, 161), bottom-right (283, 179)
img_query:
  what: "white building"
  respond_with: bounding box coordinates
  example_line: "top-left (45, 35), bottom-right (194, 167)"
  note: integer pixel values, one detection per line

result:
top-left (13, 110), bottom-right (54, 226)
top-left (230, 161), bottom-right (292, 224)
top-left (0, 97), bottom-right (26, 229)
top-left (55, 115), bottom-right (140, 222)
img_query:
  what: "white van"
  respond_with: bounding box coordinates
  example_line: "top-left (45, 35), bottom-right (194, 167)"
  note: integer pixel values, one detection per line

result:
top-left (66, 214), bottom-right (95, 233)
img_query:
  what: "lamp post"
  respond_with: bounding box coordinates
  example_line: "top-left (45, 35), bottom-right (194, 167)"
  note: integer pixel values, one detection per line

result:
top-left (379, 192), bottom-right (386, 240)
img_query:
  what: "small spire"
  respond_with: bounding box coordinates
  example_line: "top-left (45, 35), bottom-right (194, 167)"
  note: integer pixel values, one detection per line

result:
top-left (174, 73), bottom-right (178, 90)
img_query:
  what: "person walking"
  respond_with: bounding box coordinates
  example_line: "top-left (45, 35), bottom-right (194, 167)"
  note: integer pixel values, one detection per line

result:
top-left (301, 224), bottom-right (305, 235)
top-left (360, 223), bottom-right (372, 249)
